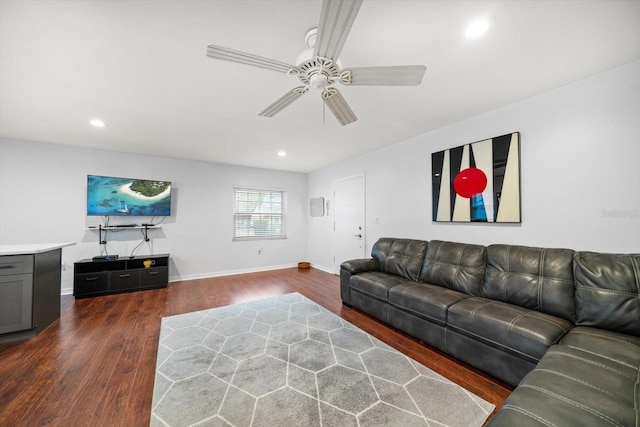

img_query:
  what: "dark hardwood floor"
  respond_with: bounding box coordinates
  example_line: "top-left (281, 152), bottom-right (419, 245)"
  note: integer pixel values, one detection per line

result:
top-left (0, 268), bottom-right (512, 426)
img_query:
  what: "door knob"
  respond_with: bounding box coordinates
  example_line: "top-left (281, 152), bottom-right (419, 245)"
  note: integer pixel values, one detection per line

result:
top-left (354, 234), bottom-right (362, 238)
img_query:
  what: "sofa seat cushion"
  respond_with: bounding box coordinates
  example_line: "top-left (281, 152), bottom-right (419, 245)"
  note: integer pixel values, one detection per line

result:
top-left (388, 282), bottom-right (470, 326)
top-left (559, 326), bottom-right (640, 371)
top-left (489, 327), bottom-right (640, 427)
top-left (349, 272), bottom-right (408, 301)
top-left (448, 297), bottom-right (572, 363)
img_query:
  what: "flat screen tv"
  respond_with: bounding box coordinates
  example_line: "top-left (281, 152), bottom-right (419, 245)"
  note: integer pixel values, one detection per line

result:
top-left (87, 175), bottom-right (172, 216)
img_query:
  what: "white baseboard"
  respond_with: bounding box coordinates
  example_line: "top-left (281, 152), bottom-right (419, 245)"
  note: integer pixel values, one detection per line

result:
top-left (310, 263), bottom-right (335, 275)
top-left (169, 263), bottom-right (299, 283)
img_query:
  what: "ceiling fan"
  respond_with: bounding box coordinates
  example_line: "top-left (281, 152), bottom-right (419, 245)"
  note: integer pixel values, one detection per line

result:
top-left (206, 0), bottom-right (426, 126)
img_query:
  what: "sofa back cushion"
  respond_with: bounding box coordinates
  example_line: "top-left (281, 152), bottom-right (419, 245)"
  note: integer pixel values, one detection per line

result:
top-left (418, 240), bottom-right (486, 296)
top-left (483, 245), bottom-right (576, 321)
top-left (574, 252), bottom-right (640, 336)
top-left (371, 238), bottom-right (428, 281)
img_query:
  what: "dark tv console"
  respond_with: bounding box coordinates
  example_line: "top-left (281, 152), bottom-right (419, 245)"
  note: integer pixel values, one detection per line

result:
top-left (73, 254), bottom-right (169, 299)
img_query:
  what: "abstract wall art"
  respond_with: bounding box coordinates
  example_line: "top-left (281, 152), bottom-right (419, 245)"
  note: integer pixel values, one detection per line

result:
top-left (432, 132), bottom-right (521, 223)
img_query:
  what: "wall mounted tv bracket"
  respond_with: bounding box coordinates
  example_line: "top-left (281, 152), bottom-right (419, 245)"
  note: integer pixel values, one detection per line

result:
top-left (96, 224), bottom-right (154, 246)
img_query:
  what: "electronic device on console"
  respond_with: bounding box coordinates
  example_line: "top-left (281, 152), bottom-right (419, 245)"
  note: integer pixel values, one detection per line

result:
top-left (92, 255), bottom-right (119, 261)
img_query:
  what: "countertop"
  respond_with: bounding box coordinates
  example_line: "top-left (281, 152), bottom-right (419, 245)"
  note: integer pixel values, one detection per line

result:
top-left (0, 242), bottom-right (76, 256)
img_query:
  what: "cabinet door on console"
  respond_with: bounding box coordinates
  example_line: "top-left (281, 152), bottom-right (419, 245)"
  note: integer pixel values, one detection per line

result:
top-left (109, 270), bottom-right (141, 292)
top-left (74, 272), bottom-right (109, 297)
top-left (140, 266), bottom-right (168, 289)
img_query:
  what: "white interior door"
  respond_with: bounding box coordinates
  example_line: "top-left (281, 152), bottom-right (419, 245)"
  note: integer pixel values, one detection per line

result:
top-left (333, 174), bottom-right (365, 273)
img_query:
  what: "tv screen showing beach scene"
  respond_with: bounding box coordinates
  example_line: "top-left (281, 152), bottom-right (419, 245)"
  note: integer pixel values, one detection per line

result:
top-left (87, 175), bottom-right (172, 216)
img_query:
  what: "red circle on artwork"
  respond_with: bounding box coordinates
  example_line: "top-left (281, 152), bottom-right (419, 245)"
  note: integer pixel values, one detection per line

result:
top-left (454, 168), bottom-right (487, 198)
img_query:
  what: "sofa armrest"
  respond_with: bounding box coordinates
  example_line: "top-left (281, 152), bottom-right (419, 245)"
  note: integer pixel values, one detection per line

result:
top-left (340, 258), bottom-right (379, 305)
top-left (341, 258), bottom-right (380, 274)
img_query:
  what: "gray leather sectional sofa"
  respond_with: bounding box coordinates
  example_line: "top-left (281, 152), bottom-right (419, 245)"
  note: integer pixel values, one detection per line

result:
top-left (340, 238), bottom-right (640, 426)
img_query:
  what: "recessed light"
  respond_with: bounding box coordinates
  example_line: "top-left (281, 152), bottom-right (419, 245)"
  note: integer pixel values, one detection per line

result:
top-left (90, 119), bottom-right (106, 128)
top-left (277, 151), bottom-right (286, 157)
top-left (465, 19), bottom-right (489, 39)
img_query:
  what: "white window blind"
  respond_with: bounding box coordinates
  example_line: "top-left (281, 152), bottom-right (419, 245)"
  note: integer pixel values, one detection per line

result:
top-left (233, 188), bottom-right (286, 241)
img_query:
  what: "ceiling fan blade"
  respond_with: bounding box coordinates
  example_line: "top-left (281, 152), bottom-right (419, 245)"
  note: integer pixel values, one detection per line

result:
top-left (314, 0), bottom-right (363, 60)
top-left (258, 87), bottom-right (308, 117)
top-left (207, 45), bottom-right (296, 73)
top-left (341, 65), bottom-right (427, 86)
top-left (322, 87), bottom-right (357, 126)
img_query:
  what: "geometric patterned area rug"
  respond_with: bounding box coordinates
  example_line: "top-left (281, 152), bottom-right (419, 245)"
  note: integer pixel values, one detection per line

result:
top-left (151, 293), bottom-right (495, 427)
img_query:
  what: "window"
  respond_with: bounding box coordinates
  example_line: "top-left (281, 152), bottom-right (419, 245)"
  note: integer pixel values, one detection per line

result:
top-left (233, 187), bottom-right (286, 241)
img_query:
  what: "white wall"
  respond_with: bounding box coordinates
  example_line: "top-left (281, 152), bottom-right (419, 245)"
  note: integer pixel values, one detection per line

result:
top-left (2, 61), bottom-right (639, 289)
top-left (0, 140), bottom-right (308, 293)
top-left (308, 60), bottom-right (640, 272)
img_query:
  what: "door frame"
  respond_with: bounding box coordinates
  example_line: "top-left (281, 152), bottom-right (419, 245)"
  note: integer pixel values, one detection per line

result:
top-left (332, 173), bottom-right (366, 274)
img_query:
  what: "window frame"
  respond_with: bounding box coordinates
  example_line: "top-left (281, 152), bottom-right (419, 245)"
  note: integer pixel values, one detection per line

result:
top-left (232, 186), bottom-right (287, 241)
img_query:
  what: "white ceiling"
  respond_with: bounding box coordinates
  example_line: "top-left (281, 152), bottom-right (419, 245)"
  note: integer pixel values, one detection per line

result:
top-left (1, 0), bottom-right (639, 173)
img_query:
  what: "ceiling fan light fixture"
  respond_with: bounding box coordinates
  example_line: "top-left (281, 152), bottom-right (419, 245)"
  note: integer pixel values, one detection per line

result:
top-left (309, 73), bottom-right (329, 89)
top-left (205, 0), bottom-right (424, 126)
